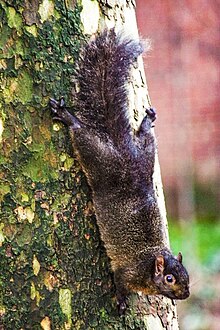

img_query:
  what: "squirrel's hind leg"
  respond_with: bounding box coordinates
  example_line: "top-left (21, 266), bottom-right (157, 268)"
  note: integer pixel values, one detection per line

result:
top-left (49, 98), bottom-right (81, 130)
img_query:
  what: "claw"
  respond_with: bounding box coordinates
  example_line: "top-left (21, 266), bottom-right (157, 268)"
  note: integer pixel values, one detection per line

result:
top-left (49, 97), bottom-right (81, 129)
top-left (49, 98), bottom-right (65, 114)
top-left (118, 300), bottom-right (127, 316)
top-left (145, 107), bottom-right (157, 122)
top-left (116, 295), bottom-right (128, 316)
top-left (60, 97), bottom-right (65, 107)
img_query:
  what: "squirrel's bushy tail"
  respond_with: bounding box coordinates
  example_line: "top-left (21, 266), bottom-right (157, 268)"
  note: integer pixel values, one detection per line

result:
top-left (75, 29), bottom-right (143, 141)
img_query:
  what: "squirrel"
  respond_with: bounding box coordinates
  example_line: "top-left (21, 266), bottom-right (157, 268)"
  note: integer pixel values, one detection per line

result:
top-left (49, 28), bottom-right (190, 314)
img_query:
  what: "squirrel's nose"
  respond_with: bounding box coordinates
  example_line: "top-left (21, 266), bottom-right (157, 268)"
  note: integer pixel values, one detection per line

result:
top-left (181, 287), bottom-right (190, 299)
top-left (185, 287), bottom-right (190, 298)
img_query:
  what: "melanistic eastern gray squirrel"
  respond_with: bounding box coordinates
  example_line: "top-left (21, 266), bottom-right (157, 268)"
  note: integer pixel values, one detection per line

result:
top-left (50, 29), bottom-right (190, 313)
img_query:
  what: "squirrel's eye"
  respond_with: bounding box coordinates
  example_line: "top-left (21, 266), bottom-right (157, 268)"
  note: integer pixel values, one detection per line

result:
top-left (165, 274), bottom-right (176, 284)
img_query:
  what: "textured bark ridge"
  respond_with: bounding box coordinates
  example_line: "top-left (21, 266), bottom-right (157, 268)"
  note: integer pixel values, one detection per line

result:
top-left (0, 1), bottom-right (180, 329)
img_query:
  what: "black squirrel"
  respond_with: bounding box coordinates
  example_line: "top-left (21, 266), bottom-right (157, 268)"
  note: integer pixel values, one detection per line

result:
top-left (49, 29), bottom-right (190, 313)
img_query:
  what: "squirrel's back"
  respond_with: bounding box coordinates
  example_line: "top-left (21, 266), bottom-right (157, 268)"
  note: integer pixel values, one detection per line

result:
top-left (49, 29), bottom-right (190, 313)
top-left (75, 29), bottom-right (143, 142)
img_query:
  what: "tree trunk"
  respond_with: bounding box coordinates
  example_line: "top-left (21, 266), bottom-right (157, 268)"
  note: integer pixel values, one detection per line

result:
top-left (0, 1), bottom-right (179, 329)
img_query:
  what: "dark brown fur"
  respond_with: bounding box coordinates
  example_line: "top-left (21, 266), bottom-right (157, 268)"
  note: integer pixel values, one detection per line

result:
top-left (50, 29), bottom-right (189, 313)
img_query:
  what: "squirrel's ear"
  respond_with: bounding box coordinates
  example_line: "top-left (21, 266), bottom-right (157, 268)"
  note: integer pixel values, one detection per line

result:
top-left (177, 252), bottom-right (183, 263)
top-left (155, 255), bottom-right (165, 275)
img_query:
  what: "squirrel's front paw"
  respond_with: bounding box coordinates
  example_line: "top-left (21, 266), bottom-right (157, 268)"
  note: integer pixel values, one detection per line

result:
top-left (49, 97), bottom-right (65, 116)
top-left (117, 295), bottom-right (128, 316)
top-left (49, 97), bottom-right (81, 129)
top-left (146, 107), bottom-right (157, 122)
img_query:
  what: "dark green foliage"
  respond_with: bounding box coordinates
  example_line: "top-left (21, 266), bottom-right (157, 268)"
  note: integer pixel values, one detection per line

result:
top-left (194, 182), bottom-right (219, 221)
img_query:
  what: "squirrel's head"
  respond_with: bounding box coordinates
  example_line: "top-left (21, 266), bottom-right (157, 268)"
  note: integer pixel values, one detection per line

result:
top-left (153, 251), bottom-right (190, 300)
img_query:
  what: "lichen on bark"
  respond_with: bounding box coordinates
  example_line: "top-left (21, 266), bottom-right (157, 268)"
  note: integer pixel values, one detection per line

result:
top-left (0, 1), bottom-right (179, 329)
top-left (0, 2), bottom-right (95, 328)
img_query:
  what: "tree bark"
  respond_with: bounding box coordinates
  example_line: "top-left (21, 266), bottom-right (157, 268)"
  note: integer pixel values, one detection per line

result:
top-left (0, 1), bottom-right (179, 329)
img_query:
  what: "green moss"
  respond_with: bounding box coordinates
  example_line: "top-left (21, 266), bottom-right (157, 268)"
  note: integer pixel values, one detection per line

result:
top-left (2, 70), bottom-right (33, 104)
top-left (59, 288), bottom-right (72, 327)
top-left (0, 223), bottom-right (5, 246)
top-left (5, 6), bottom-right (23, 31)
top-left (0, 184), bottom-right (11, 202)
top-left (17, 70), bottom-right (33, 103)
top-left (24, 25), bottom-right (38, 37)
top-left (22, 152), bottom-right (59, 182)
top-left (15, 224), bottom-right (32, 246)
top-left (0, 25), bottom-right (11, 52)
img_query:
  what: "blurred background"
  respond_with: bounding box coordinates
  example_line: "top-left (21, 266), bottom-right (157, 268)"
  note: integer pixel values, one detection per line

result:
top-left (136, 1), bottom-right (220, 329)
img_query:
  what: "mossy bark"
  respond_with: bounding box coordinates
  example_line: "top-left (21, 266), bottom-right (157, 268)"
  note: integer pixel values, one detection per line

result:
top-left (0, 1), bottom-right (179, 329)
